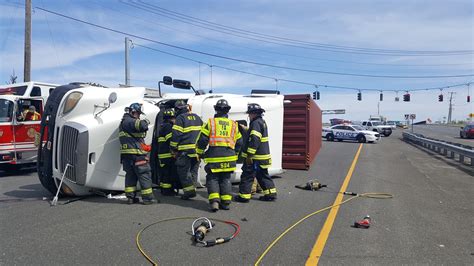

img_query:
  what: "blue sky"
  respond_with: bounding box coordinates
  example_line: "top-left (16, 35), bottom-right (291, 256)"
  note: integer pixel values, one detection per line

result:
top-left (0, 0), bottom-right (472, 122)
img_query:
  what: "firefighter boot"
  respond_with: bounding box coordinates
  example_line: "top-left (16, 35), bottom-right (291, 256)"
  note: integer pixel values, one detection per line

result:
top-left (259, 195), bottom-right (277, 201)
top-left (234, 195), bottom-right (250, 203)
top-left (181, 191), bottom-right (197, 200)
top-left (142, 198), bottom-right (159, 205)
top-left (127, 192), bottom-right (139, 204)
top-left (161, 188), bottom-right (176, 196)
top-left (210, 201), bottom-right (219, 212)
top-left (219, 202), bottom-right (230, 210)
top-left (127, 197), bottom-right (140, 205)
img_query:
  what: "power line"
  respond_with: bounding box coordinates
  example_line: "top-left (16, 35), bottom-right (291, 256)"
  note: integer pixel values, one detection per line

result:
top-left (133, 42), bottom-right (472, 93)
top-left (32, 7), bottom-right (474, 79)
top-left (89, 1), bottom-right (470, 67)
top-left (124, 0), bottom-right (473, 56)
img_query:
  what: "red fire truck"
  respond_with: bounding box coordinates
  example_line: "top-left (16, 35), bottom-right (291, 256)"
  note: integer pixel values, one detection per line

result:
top-left (0, 82), bottom-right (57, 171)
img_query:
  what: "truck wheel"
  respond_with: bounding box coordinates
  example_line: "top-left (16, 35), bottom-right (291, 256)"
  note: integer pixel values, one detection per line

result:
top-left (357, 135), bottom-right (366, 143)
top-left (383, 129), bottom-right (392, 137)
top-left (38, 172), bottom-right (59, 196)
top-left (326, 134), bottom-right (335, 141)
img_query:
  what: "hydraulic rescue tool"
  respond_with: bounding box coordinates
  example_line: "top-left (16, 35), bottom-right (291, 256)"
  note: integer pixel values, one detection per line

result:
top-left (295, 179), bottom-right (327, 191)
top-left (136, 217), bottom-right (241, 264)
top-left (191, 217), bottom-right (236, 247)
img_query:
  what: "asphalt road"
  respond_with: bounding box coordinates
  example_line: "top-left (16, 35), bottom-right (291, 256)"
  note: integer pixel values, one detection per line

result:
top-left (411, 124), bottom-right (473, 147)
top-left (1, 131), bottom-right (473, 265)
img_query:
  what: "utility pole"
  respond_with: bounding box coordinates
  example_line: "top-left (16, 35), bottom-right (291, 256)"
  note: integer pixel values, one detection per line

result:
top-left (447, 92), bottom-right (455, 124)
top-left (24, 0), bottom-right (31, 82)
top-left (125, 37), bottom-right (130, 86)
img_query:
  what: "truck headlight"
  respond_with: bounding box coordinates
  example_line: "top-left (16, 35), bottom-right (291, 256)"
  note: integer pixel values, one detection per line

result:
top-left (63, 92), bottom-right (83, 115)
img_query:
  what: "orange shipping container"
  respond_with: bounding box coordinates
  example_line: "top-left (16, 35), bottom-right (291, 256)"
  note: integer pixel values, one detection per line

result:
top-left (282, 94), bottom-right (322, 170)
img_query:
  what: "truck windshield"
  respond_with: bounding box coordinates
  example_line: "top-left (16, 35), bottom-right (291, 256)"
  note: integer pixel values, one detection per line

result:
top-left (0, 99), bottom-right (14, 122)
top-left (0, 86), bottom-right (28, 95)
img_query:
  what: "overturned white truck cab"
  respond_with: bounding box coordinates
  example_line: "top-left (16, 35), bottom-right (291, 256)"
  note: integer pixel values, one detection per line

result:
top-left (38, 79), bottom-right (284, 196)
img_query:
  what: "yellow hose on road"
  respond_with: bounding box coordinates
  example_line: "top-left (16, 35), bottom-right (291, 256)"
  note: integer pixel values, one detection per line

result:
top-left (136, 216), bottom-right (241, 265)
top-left (254, 192), bottom-right (393, 265)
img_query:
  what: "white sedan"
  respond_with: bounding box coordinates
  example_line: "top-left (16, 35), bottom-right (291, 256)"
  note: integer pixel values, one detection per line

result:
top-left (322, 124), bottom-right (380, 143)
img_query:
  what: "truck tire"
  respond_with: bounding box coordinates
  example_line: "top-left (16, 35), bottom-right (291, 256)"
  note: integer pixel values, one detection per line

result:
top-left (326, 133), bottom-right (335, 141)
top-left (383, 129), bottom-right (392, 137)
top-left (357, 135), bottom-right (366, 143)
top-left (38, 84), bottom-right (82, 196)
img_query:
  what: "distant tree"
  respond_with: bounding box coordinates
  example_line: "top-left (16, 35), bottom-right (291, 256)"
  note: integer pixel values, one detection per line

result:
top-left (6, 69), bottom-right (17, 84)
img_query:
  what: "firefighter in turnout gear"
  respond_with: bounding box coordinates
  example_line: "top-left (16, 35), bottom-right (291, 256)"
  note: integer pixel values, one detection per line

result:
top-left (119, 103), bottom-right (157, 205)
top-left (157, 108), bottom-right (179, 196)
top-left (196, 99), bottom-right (242, 212)
top-left (170, 100), bottom-right (203, 200)
top-left (235, 103), bottom-right (277, 202)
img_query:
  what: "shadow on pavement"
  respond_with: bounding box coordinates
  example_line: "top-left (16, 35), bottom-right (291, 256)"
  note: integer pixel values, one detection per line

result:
top-left (0, 165), bottom-right (37, 178)
top-left (1, 184), bottom-right (51, 203)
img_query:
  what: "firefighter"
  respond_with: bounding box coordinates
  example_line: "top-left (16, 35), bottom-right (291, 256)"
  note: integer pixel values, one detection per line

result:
top-left (157, 108), bottom-right (179, 196)
top-left (20, 105), bottom-right (41, 121)
top-left (196, 99), bottom-right (242, 212)
top-left (235, 103), bottom-right (277, 202)
top-left (170, 100), bottom-right (203, 200)
top-left (119, 103), bottom-right (157, 205)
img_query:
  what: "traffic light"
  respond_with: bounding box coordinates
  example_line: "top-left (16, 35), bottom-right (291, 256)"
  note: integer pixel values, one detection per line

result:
top-left (379, 92), bottom-right (383, 101)
top-left (438, 94), bottom-right (443, 102)
top-left (403, 93), bottom-right (410, 102)
top-left (468, 95), bottom-right (471, 103)
top-left (357, 92), bottom-right (362, 101)
top-left (312, 91), bottom-right (320, 100)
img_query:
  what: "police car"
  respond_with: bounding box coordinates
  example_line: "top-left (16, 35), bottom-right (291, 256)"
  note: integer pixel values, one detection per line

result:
top-left (322, 124), bottom-right (380, 143)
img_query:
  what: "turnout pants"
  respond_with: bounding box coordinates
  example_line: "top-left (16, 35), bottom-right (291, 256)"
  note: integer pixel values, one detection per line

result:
top-left (159, 159), bottom-right (180, 195)
top-left (238, 162), bottom-right (277, 200)
top-left (175, 153), bottom-right (199, 196)
top-left (205, 165), bottom-right (232, 205)
top-left (123, 159), bottom-right (155, 201)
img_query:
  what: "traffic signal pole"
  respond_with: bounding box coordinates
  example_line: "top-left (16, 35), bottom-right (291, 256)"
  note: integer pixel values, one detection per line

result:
top-left (447, 92), bottom-right (455, 124)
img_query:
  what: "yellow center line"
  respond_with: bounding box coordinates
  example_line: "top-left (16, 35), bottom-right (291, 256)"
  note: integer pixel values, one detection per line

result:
top-left (305, 143), bottom-right (363, 266)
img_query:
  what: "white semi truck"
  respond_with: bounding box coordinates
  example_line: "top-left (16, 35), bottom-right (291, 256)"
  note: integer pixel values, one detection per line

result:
top-left (38, 78), bottom-right (285, 197)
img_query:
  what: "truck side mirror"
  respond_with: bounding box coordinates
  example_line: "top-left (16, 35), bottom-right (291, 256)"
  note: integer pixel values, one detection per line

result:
top-left (172, 79), bottom-right (192, 90)
top-left (163, 76), bottom-right (173, 85)
top-left (108, 92), bottom-right (117, 104)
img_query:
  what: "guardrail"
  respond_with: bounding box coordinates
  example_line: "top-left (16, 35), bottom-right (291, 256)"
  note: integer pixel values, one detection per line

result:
top-left (403, 132), bottom-right (474, 166)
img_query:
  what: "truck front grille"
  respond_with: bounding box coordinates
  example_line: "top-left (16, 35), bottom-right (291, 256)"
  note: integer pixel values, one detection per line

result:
top-left (59, 124), bottom-right (89, 185)
top-left (60, 126), bottom-right (79, 182)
